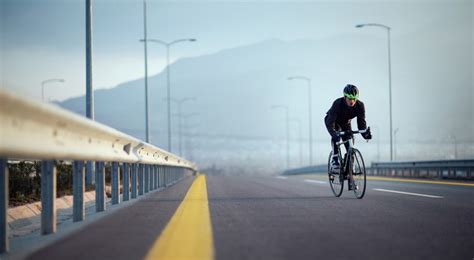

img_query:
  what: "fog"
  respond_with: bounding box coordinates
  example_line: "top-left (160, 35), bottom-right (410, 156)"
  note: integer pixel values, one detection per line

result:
top-left (1, 0), bottom-right (473, 175)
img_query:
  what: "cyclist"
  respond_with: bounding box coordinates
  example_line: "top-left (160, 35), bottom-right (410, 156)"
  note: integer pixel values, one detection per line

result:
top-left (325, 84), bottom-right (372, 173)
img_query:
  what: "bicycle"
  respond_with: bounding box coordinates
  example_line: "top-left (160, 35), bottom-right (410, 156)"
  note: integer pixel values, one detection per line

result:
top-left (327, 128), bottom-right (369, 199)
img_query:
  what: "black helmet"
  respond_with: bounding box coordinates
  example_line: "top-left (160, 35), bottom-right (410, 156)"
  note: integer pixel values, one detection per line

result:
top-left (343, 84), bottom-right (359, 100)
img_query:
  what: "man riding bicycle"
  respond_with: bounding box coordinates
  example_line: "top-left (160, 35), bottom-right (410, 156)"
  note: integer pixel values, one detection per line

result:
top-left (325, 84), bottom-right (372, 173)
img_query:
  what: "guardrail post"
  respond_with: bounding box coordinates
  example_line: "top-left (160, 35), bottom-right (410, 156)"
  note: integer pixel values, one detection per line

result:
top-left (154, 166), bottom-right (158, 190)
top-left (86, 161), bottom-right (95, 185)
top-left (150, 166), bottom-right (154, 190)
top-left (158, 166), bottom-right (165, 188)
top-left (73, 160), bottom-right (85, 222)
top-left (152, 166), bottom-right (155, 190)
top-left (41, 160), bottom-right (56, 235)
top-left (165, 167), bottom-right (168, 186)
top-left (158, 166), bottom-right (161, 188)
top-left (162, 167), bottom-right (166, 187)
top-left (138, 164), bottom-right (144, 196)
top-left (169, 167), bottom-right (172, 184)
top-left (150, 165), bottom-right (154, 191)
top-left (1, 158), bottom-right (9, 253)
top-left (170, 167), bottom-right (172, 185)
top-left (154, 166), bottom-right (158, 189)
top-left (171, 167), bottom-right (174, 183)
top-left (145, 165), bottom-right (149, 193)
top-left (173, 167), bottom-right (176, 183)
top-left (123, 163), bottom-right (130, 201)
top-left (131, 164), bottom-right (137, 199)
top-left (171, 167), bottom-right (176, 184)
top-left (157, 166), bottom-right (161, 188)
top-left (95, 162), bottom-right (105, 212)
top-left (112, 162), bottom-right (120, 205)
top-left (152, 165), bottom-right (156, 190)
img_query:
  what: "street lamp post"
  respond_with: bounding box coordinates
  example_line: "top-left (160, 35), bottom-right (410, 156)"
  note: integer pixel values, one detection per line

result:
top-left (448, 134), bottom-right (458, 159)
top-left (394, 128), bottom-right (399, 161)
top-left (271, 105), bottom-right (290, 169)
top-left (371, 125), bottom-right (381, 161)
top-left (182, 122), bottom-right (200, 160)
top-left (288, 76), bottom-right (313, 165)
top-left (356, 23), bottom-right (394, 161)
top-left (144, 38), bottom-right (196, 152)
top-left (170, 97), bottom-right (196, 156)
top-left (85, 0), bottom-right (94, 185)
top-left (179, 113), bottom-right (199, 158)
top-left (290, 118), bottom-right (303, 167)
top-left (41, 79), bottom-right (65, 102)
top-left (141, 0), bottom-right (150, 143)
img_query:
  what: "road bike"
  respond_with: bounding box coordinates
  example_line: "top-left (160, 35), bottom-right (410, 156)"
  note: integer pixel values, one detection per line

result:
top-left (327, 129), bottom-right (369, 199)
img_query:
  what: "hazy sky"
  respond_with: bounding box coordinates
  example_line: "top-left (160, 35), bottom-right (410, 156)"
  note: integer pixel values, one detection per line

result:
top-left (2, 0), bottom-right (471, 102)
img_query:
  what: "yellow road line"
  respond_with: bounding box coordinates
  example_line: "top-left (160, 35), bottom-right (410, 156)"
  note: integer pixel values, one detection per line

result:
top-left (144, 175), bottom-right (214, 260)
top-left (297, 174), bottom-right (474, 187)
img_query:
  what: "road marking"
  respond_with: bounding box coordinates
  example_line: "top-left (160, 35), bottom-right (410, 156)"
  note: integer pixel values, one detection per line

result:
top-left (373, 188), bottom-right (444, 199)
top-left (304, 179), bottom-right (327, 184)
top-left (144, 175), bottom-right (214, 260)
top-left (367, 176), bottom-right (474, 187)
top-left (276, 176), bottom-right (288, 180)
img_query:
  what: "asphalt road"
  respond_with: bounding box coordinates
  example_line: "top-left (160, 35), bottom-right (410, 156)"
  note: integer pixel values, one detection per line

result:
top-left (25, 174), bottom-right (474, 260)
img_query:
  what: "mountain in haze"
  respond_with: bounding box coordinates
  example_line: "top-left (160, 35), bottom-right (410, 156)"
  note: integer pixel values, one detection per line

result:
top-left (59, 32), bottom-right (473, 173)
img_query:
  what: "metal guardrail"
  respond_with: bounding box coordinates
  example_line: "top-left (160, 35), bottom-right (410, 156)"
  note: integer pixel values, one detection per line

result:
top-left (282, 160), bottom-right (474, 181)
top-left (369, 160), bottom-right (474, 180)
top-left (0, 90), bottom-right (198, 253)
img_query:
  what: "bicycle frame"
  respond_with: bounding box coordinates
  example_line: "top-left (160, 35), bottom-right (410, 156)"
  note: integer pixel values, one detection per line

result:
top-left (335, 139), bottom-right (354, 184)
top-left (335, 129), bottom-right (368, 188)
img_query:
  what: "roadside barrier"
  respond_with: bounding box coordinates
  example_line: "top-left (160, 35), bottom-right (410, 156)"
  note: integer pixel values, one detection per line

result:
top-left (0, 90), bottom-right (197, 253)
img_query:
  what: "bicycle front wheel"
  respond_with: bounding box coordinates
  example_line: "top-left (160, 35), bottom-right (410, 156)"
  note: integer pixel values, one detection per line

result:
top-left (327, 151), bottom-right (344, 197)
top-left (350, 149), bottom-right (366, 199)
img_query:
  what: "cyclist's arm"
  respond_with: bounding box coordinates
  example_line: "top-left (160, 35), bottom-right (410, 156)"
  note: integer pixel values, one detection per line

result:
top-left (356, 101), bottom-right (367, 130)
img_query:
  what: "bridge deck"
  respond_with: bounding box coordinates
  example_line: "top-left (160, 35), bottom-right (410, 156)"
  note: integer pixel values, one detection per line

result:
top-left (24, 174), bottom-right (474, 260)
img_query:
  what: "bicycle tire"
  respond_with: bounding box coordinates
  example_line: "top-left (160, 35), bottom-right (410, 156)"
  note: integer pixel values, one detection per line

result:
top-left (350, 148), bottom-right (366, 199)
top-left (327, 151), bottom-right (344, 197)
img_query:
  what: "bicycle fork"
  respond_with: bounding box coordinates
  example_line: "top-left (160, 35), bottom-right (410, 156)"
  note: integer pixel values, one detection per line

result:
top-left (344, 150), bottom-right (355, 191)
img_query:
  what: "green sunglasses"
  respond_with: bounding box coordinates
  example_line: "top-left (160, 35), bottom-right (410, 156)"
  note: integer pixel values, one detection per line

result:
top-left (344, 93), bottom-right (359, 100)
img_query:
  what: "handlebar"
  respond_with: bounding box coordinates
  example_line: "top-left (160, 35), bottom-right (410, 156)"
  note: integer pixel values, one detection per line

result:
top-left (336, 128), bottom-right (369, 137)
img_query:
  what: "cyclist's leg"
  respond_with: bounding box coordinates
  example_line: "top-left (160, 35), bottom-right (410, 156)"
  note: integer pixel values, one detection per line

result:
top-left (340, 123), bottom-right (352, 153)
top-left (340, 124), bottom-right (353, 187)
top-left (329, 123), bottom-right (342, 173)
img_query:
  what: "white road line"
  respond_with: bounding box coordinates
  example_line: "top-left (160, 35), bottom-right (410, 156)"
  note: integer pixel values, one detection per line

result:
top-left (276, 176), bottom-right (288, 180)
top-left (304, 179), bottom-right (327, 184)
top-left (373, 188), bottom-right (444, 199)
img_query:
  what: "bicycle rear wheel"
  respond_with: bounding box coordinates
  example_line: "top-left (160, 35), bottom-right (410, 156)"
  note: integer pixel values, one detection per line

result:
top-left (327, 151), bottom-right (344, 197)
top-left (350, 149), bottom-right (366, 199)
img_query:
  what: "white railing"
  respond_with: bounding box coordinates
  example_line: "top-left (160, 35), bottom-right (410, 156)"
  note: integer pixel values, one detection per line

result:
top-left (0, 90), bottom-right (197, 253)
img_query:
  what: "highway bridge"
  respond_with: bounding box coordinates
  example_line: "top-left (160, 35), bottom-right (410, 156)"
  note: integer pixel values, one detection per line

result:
top-left (1, 90), bottom-right (473, 260)
top-left (25, 174), bottom-right (474, 260)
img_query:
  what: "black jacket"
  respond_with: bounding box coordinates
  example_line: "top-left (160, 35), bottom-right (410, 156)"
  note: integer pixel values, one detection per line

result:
top-left (325, 97), bottom-right (367, 138)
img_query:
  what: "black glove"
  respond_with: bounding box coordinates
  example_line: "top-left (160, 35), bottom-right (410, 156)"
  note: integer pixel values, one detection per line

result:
top-left (361, 127), bottom-right (372, 140)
